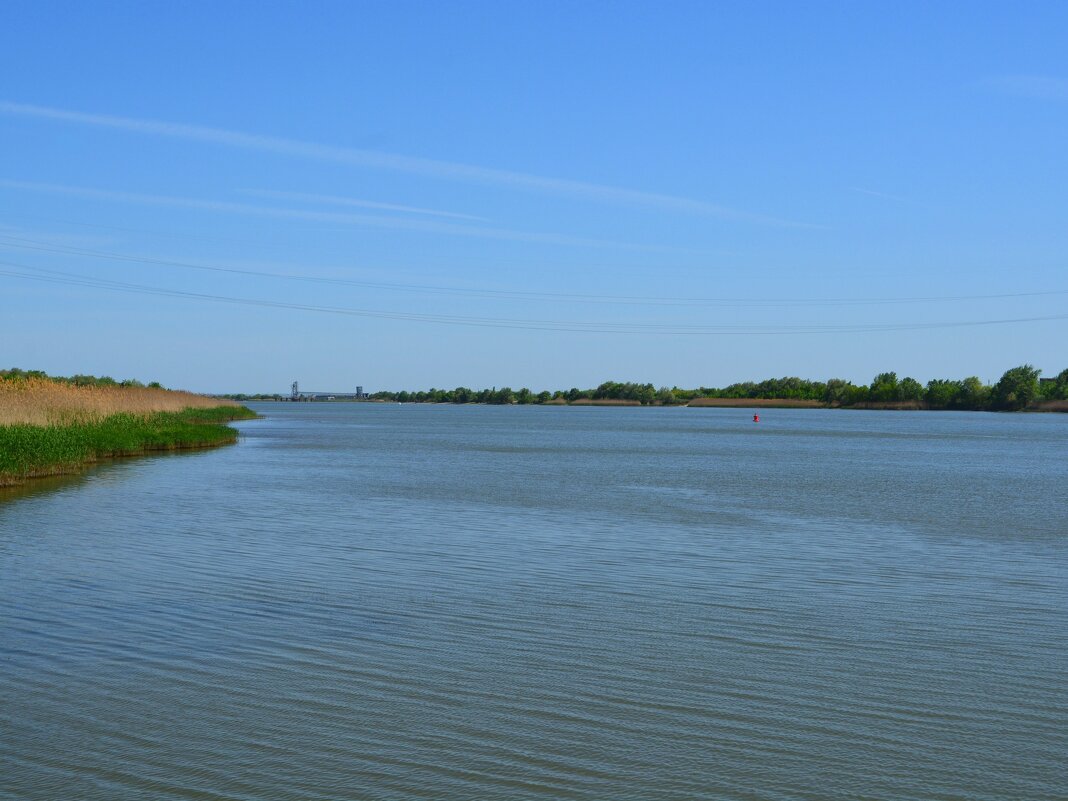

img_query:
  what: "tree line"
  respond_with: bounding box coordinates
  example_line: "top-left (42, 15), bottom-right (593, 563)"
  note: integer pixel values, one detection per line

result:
top-left (10, 365), bottom-right (1063, 411)
top-left (1, 368), bottom-right (163, 389)
top-left (369, 365), bottom-right (1068, 411)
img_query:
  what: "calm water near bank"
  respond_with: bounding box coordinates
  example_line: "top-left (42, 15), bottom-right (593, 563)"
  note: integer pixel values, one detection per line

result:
top-left (2, 404), bottom-right (1066, 800)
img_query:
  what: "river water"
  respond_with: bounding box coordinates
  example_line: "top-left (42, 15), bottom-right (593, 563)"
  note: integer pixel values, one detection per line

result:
top-left (2, 404), bottom-right (1066, 800)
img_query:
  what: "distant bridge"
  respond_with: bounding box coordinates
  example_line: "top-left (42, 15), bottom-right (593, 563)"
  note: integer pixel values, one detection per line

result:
top-left (289, 381), bottom-right (368, 401)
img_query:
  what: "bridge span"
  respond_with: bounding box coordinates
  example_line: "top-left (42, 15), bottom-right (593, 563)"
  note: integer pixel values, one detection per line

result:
top-left (289, 381), bottom-right (368, 401)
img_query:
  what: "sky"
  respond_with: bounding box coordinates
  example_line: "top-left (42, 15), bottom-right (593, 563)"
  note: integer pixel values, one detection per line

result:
top-left (1, 1), bottom-right (1067, 393)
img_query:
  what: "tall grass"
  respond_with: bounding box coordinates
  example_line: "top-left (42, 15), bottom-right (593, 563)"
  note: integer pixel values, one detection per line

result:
top-left (0, 378), bottom-right (256, 486)
top-left (0, 377), bottom-right (242, 426)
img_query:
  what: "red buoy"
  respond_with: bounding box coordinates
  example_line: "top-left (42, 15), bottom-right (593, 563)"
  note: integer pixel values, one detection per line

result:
top-left (753, 414), bottom-right (760, 423)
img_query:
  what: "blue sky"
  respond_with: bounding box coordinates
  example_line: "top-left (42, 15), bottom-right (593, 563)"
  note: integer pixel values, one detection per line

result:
top-left (2, 1), bottom-right (1066, 392)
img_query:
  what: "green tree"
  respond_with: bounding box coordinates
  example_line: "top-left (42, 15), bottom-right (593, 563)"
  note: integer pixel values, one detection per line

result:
top-left (844, 384), bottom-right (870, 405)
top-left (869, 372), bottom-right (900, 402)
top-left (957, 376), bottom-right (989, 409)
top-left (993, 365), bottom-right (1041, 410)
top-left (899, 377), bottom-right (924, 403)
top-left (925, 379), bottom-right (960, 408)
top-left (1046, 368), bottom-right (1068, 400)
top-left (823, 378), bottom-right (852, 405)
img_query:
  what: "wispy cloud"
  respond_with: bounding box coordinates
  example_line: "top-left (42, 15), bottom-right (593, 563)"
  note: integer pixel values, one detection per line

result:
top-left (981, 75), bottom-right (1068, 102)
top-left (238, 188), bottom-right (488, 222)
top-left (0, 100), bottom-right (814, 228)
top-left (0, 179), bottom-right (695, 252)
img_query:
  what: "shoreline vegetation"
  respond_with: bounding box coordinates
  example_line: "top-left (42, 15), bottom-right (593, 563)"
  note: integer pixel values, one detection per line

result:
top-left (0, 370), bottom-right (256, 487)
top-left (226, 365), bottom-right (1068, 413)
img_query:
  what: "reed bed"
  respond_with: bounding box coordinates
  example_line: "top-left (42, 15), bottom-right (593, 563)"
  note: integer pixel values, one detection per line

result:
top-left (0, 377), bottom-right (241, 426)
top-left (0, 378), bottom-right (255, 486)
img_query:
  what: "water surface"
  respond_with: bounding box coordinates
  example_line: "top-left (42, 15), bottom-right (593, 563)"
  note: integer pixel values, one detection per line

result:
top-left (2, 405), bottom-right (1066, 799)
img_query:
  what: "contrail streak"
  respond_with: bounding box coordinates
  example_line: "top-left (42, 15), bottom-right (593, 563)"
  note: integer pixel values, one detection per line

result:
top-left (0, 100), bottom-right (815, 228)
top-left (237, 189), bottom-right (489, 222)
top-left (0, 179), bottom-right (683, 251)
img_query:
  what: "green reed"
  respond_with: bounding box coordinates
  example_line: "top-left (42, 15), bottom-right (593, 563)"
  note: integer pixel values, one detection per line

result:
top-left (0, 406), bottom-right (257, 485)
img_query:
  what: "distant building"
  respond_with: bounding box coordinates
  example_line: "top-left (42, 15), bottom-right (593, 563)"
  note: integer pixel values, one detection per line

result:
top-left (288, 380), bottom-right (368, 401)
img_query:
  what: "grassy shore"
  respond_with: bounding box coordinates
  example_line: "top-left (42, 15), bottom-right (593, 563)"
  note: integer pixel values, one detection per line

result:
top-left (0, 378), bottom-right (256, 486)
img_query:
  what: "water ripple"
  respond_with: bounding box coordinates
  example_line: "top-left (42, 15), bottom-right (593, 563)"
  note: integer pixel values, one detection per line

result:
top-left (2, 405), bottom-right (1066, 800)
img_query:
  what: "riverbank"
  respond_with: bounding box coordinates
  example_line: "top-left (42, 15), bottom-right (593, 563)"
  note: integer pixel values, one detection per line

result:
top-left (686, 398), bottom-right (824, 408)
top-left (255, 397), bottom-right (1066, 412)
top-left (0, 407), bottom-right (257, 487)
top-left (0, 377), bottom-right (256, 487)
top-left (686, 398), bottom-right (1068, 411)
top-left (357, 365), bottom-right (1067, 410)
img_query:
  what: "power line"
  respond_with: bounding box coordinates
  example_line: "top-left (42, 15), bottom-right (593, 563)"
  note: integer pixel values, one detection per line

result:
top-left (3, 259), bottom-right (1067, 336)
top-left (2, 234), bottom-right (1066, 308)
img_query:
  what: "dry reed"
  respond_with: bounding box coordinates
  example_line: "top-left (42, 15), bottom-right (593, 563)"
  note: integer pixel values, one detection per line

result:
top-left (0, 378), bottom-right (240, 427)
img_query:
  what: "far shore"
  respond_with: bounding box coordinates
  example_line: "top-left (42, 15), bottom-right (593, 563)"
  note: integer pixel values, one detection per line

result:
top-left (230, 366), bottom-right (1065, 412)
top-left (245, 397), bottom-right (1068, 412)
top-left (687, 398), bottom-right (824, 408)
